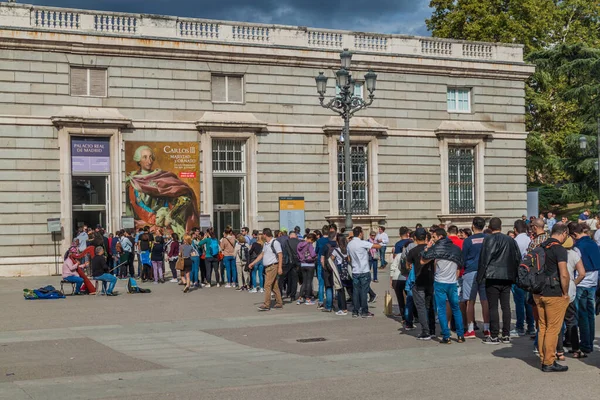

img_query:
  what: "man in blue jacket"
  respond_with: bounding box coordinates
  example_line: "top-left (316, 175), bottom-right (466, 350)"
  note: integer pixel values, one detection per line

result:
top-left (570, 222), bottom-right (600, 353)
top-left (461, 217), bottom-right (490, 338)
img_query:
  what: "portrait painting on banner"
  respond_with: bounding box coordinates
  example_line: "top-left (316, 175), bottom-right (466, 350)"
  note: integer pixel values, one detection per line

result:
top-left (125, 142), bottom-right (200, 238)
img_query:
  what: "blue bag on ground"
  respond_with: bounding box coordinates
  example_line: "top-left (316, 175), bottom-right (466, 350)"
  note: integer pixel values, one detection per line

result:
top-left (23, 285), bottom-right (65, 300)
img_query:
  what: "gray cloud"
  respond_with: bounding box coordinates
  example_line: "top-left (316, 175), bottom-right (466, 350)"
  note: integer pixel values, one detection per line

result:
top-left (23, 0), bottom-right (431, 35)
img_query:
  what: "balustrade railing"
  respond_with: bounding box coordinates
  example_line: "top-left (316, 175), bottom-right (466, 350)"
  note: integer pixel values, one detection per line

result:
top-left (0, 3), bottom-right (524, 62)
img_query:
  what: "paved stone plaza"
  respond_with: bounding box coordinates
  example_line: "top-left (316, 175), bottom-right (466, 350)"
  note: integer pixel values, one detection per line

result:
top-left (0, 273), bottom-right (598, 400)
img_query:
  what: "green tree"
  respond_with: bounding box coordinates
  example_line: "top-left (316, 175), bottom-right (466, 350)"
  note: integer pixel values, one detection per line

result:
top-left (426, 0), bottom-right (600, 207)
top-left (529, 44), bottom-right (600, 203)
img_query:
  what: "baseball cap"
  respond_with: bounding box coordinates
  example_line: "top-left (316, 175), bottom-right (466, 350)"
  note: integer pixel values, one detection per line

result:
top-left (562, 236), bottom-right (574, 249)
top-left (415, 227), bottom-right (427, 240)
top-left (280, 227), bottom-right (288, 233)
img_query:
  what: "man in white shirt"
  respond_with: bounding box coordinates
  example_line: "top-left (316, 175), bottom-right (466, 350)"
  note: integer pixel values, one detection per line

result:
top-left (511, 219), bottom-right (535, 337)
top-left (375, 226), bottom-right (389, 269)
top-left (348, 226), bottom-right (381, 318)
top-left (249, 228), bottom-right (283, 311)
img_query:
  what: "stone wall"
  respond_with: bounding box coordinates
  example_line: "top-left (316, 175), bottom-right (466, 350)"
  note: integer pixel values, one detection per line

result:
top-left (0, 7), bottom-right (533, 275)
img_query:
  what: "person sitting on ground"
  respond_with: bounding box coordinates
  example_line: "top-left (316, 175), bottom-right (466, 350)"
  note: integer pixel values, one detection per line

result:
top-left (62, 247), bottom-right (86, 295)
top-left (91, 246), bottom-right (118, 296)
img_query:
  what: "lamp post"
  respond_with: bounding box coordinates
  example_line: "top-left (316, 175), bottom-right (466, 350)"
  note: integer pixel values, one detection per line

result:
top-left (579, 118), bottom-right (600, 209)
top-left (315, 49), bottom-right (377, 230)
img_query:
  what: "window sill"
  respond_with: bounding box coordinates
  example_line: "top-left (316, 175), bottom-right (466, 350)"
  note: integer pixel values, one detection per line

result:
top-left (325, 214), bottom-right (387, 227)
top-left (437, 213), bottom-right (493, 227)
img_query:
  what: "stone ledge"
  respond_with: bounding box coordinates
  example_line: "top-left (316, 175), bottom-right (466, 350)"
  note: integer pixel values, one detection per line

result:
top-left (322, 117), bottom-right (388, 137)
top-left (435, 121), bottom-right (494, 139)
top-left (437, 213), bottom-right (493, 228)
top-left (51, 107), bottom-right (132, 127)
top-left (325, 214), bottom-right (387, 230)
top-left (196, 112), bottom-right (268, 132)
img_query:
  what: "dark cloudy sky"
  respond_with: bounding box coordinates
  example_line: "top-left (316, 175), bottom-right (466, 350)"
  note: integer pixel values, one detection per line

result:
top-left (24, 0), bottom-right (432, 36)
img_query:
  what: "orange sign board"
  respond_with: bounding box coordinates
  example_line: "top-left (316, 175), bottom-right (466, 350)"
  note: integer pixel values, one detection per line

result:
top-left (279, 198), bottom-right (305, 210)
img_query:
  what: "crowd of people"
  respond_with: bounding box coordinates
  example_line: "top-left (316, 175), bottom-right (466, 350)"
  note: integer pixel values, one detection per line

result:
top-left (63, 211), bottom-right (600, 372)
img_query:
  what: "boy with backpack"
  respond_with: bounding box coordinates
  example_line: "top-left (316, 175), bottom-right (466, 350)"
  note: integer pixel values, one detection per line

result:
top-left (235, 235), bottom-right (250, 290)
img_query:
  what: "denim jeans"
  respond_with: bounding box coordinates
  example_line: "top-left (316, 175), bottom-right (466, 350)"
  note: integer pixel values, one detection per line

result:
top-left (352, 272), bottom-right (371, 315)
top-left (191, 255), bottom-right (200, 284)
top-left (512, 284), bottom-right (535, 331)
top-left (576, 286), bottom-right (597, 352)
top-left (434, 282), bottom-right (464, 339)
top-left (317, 262), bottom-right (325, 303)
top-left (94, 273), bottom-right (117, 294)
top-left (223, 256), bottom-right (237, 284)
top-left (64, 275), bottom-right (84, 294)
top-left (404, 290), bottom-right (414, 325)
top-left (136, 253), bottom-right (142, 277)
top-left (379, 246), bottom-right (387, 267)
top-left (369, 258), bottom-right (378, 281)
top-left (325, 287), bottom-right (333, 310)
top-left (252, 261), bottom-right (264, 288)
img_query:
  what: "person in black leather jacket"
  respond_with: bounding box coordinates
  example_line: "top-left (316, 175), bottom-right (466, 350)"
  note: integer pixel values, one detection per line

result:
top-left (421, 228), bottom-right (465, 343)
top-left (421, 233), bottom-right (463, 266)
top-left (477, 217), bottom-right (521, 344)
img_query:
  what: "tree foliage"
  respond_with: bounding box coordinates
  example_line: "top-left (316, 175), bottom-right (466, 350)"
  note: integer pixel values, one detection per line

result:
top-left (426, 0), bottom-right (600, 207)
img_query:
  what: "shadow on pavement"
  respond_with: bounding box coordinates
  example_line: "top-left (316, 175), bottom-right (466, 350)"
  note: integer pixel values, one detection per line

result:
top-left (492, 345), bottom-right (541, 370)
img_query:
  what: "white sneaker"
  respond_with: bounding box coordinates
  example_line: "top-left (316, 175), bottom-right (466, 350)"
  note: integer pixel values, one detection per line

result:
top-left (259, 288), bottom-right (264, 293)
top-left (249, 288), bottom-right (257, 293)
top-left (216, 283), bottom-right (221, 288)
top-left (225, 284), bottom-right (231, 288)
top-left (169, 279), bottom-right (178, 283)
top-left (335, 310), bottom-right (347, 316)
top-left (205, 283), bottom-right (211, 288)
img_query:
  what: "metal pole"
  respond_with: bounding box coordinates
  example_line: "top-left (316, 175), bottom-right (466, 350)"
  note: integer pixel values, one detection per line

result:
top-left (344, 112), bottom-right (352, 231)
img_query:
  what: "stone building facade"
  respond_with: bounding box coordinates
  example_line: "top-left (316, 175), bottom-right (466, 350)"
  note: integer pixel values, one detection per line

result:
top-left (0, 3), bottom-right (534, 276)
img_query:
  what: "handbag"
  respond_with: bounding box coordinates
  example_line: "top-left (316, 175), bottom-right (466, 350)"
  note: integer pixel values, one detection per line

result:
top-left (217, 251), bottom-right (224, 261)
top-left (175, 252), bottom-right (185, 271)
top-left (329, 258), bottom-right (342, 290)
top-left (383, 291), bottom-right (393, 316)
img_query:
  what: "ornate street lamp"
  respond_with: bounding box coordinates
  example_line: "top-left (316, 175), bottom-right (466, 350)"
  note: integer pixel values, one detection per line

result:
top-left (315, 49), bottom-right (377, 230)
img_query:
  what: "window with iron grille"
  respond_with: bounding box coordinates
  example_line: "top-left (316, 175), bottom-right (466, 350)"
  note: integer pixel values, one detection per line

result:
top-left (338, 143), bottom-right (368, 215)
top-left (70, 66), bottom-right (107, 97)
top-left (448, 147), bottom-right (475, 214)
top-left (212, 139), bottom-right (245, 173)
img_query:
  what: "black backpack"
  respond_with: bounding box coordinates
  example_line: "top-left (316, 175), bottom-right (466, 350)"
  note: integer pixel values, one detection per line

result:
top-left (238, 243), bottom-right (249, 263)
top-left (516, 241), bottom-right (560, 294)
top-left (285, 240), bottom-right (300, 266)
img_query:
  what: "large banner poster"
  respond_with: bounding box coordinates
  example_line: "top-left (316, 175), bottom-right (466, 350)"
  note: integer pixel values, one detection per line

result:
top-left (125, 141), bottom-right (200, 238)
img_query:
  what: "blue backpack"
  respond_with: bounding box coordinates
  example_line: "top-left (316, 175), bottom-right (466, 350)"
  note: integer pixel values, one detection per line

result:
top-left (209, 238), bottom-right (220, 257)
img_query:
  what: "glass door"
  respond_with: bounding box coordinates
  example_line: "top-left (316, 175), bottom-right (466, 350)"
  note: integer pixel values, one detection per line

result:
top-left (213, 176), bottom-right (243, 237)
top-left (72, 176), bottom-right (107, 234)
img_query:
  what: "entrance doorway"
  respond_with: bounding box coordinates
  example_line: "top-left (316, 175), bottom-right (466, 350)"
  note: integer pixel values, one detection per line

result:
top-left (213, 176), bottom-right (243, 238)
top-left (72, 176), bottom-right (110, 234)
